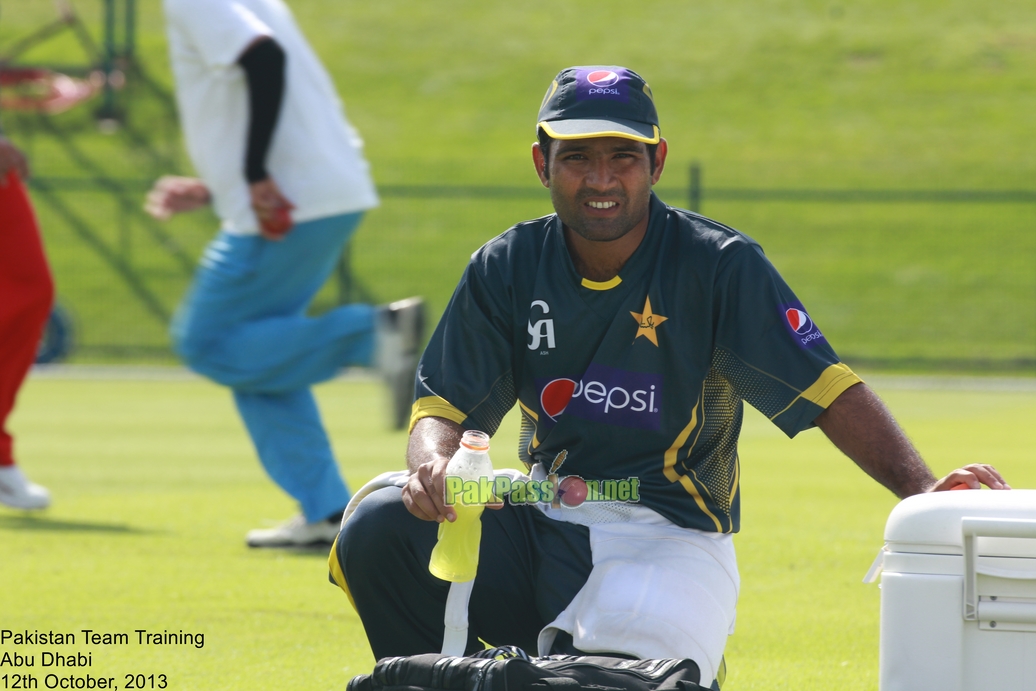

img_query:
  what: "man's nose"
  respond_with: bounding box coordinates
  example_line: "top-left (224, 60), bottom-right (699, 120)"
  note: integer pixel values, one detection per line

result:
top-left (584, 158), bottom-right (615, 189)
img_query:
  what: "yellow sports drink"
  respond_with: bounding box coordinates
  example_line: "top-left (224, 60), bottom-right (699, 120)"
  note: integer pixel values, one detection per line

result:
top-left (429, 430), bottom-right (493, 582)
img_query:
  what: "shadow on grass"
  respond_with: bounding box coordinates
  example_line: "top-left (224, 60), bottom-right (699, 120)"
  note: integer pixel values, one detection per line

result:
top-left (0, 514), bottom-right (150, 534)
top-left (247, 543), bottom-right (337, 558)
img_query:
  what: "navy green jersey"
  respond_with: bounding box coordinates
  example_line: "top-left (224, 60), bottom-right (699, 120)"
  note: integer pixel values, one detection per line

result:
top-left (413, 193), bottom-right (861, 533)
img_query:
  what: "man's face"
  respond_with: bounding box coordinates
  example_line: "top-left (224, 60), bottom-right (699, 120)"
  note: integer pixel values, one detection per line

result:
top-left (534, 136), bottom-right (666, 243)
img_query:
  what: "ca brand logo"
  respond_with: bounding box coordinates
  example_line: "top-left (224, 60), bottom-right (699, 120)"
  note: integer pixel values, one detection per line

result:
top-left (527, 300), bottom-right (555, 351)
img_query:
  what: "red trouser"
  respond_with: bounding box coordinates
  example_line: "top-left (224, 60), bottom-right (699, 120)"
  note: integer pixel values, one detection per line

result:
top-left (0, 171), bottom-right (54, 466)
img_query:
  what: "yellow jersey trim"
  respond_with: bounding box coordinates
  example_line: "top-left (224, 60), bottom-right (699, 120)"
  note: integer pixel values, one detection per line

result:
top-left (677, 472), bottom-right (724, 533)
top-left (327, 535), bottom-right (357, 611)
top-left (663, 395), bottom-right (724, 532)
top-left (537, 122), bottom-right (661, 145)
top-left (518, 400), bottom-right (542, 451)
top-left (581, 275), bottom-right (622, 291)
top-left (409, 396), bottom-right (467, 433)
top-left (770, 363), bottom-right (863, 422)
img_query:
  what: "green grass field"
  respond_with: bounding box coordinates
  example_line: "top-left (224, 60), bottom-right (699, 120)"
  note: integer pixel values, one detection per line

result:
top-left (2, 372), bottom-right (1034, 690)
top-left (1, 0), bottom-right (1034, 366)
top-left (1, 2), bottom-right (1034, 688)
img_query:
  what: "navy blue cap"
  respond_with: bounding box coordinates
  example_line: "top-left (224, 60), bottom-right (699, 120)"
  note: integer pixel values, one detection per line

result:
top-left (537, 66), bottom-right (660, 144)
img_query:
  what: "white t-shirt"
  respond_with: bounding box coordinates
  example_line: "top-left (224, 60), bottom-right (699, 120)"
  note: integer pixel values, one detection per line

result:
top-left (163, 0), bottom-right (378, 235)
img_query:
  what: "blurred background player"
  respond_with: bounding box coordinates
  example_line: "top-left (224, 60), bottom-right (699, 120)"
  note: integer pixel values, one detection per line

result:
top-left (146, 0), bottom-right (423, 547)
top-left (0, 128), bottom-right (53, 510)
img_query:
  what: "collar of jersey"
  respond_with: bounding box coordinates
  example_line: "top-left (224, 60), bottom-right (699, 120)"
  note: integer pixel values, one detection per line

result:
top-left (558, 192), bottom-right (666, 292)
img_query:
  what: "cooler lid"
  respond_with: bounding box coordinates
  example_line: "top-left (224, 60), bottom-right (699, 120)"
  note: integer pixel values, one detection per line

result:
top-left (884, 489), bottom-right (1036, 557)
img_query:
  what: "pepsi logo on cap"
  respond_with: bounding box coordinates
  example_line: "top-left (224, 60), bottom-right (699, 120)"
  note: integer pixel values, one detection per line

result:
top-left (785, 308), bottom-right (813, 335)
top-left (586, 70), bottom-right (620, 87)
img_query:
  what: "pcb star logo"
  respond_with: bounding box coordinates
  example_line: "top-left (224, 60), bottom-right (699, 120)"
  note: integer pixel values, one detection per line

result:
top-left (630, 296), bottom-right (668, 346)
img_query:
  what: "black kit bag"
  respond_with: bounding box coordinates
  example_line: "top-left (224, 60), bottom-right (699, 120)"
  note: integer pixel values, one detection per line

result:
top-left (347, 648), bottom-right (705, 691)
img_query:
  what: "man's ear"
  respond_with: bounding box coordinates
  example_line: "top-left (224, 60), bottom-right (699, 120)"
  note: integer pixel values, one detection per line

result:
top-left (532, 142), bottom-right (549, 188)
top-left (651, 138), bottom-right (668, 186)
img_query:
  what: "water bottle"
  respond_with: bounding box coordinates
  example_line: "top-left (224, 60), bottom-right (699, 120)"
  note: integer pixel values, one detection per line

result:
top-left (428, 430), bottom-right (493, 582)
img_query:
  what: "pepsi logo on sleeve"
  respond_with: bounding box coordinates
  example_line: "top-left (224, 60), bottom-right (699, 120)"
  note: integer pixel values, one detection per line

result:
top-left (780, 302), bottom-right (828, 348)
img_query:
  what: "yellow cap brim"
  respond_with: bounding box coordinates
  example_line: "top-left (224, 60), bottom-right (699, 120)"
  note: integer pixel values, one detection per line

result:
top-left (538, 120), bottom-right (660, 145)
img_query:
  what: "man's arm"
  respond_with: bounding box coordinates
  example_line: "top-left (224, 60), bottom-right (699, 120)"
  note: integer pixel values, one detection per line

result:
top-left (237, 36), bottom-right (294, 240)
top-left (815, 382), bottom-right (1009, 497)
top-left (144, 38), bottom-right (291, 230)
top-left (144, 176), bottom-right (211, 219)
top-left (402, 416), bottom-right (465, 524)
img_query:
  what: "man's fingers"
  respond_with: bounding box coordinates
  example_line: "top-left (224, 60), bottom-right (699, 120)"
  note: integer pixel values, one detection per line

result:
top-left (145, 177), bottom-right (211, 219)
top-left (401, 463), bottom-right (455, 523)
top-left (402, 473), bottom-right (442, 522)
top-left (144, 189), bottom-right (171, 219)
top-left (420, 461), bottom-right (455, 523)
top-left (933, 464), bottom-right (1011, 491)
top-left (251, 179), bottom-right (294, 240)
top-left (249, 178), bottom-right (293, 211)
top-left (964, 463), bottom-right (1010, 490)
top-left (401, 479), bottom-right (439, 522)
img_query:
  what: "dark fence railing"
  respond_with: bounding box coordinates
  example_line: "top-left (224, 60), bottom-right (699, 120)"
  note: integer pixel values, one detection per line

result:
top-left (26, 174), bottom-right (1036, 370)
top-left (32, 174), bottom-right (1036, 205)
top-left (681, 163), bottom-right (1036, 212)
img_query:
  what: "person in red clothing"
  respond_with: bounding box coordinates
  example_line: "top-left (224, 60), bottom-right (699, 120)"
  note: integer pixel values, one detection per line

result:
top-left (0, 132), bottom-right (53, 509)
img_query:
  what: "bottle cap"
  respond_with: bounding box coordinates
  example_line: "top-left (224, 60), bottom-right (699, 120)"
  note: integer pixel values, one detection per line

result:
top-left (460, 430), bottom-right (489, 451)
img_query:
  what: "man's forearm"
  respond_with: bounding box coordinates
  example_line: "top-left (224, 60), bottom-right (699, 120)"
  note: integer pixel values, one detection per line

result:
top-left (238, 37), bottom-right (286, 184)
top-left (815, 383), bottom-right (937, 498)
top-left (406, 416), bottom-right (465, 473)
top-left (402, 416), bottom-right (467, 522)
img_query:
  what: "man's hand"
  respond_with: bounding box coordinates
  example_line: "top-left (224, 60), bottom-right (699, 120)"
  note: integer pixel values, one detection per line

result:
top-left (0, 137), bottom-right (30, 184)
top-left (403, 416), bottom-right (504, 523)
top-left (930, 464), bottom-right (1010, 492)
top-left (144, 176), bottom-right (211, 219)
top-left (249, 176), bottom-right (295, 240)
top-left (404, 417), bottom-right (464, 523)
top-left (403, 453), bottom-right (456, 523)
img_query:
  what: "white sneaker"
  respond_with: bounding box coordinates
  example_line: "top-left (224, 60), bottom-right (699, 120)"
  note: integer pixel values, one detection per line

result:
top-left (375, 297), bottom-right (426, 430)
top-left (245, 515), bottom-right (341, 548)
top-left (0, 465), bottom-right (51, 510)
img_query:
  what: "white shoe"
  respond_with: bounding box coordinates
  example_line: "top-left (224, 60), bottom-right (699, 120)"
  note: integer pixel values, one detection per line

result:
top-left (0, 466), bottom-right (51, 510)
top-left (375, 297), bottom-right (426, 430)
top-left (245, 515), bottom-right (341, 548)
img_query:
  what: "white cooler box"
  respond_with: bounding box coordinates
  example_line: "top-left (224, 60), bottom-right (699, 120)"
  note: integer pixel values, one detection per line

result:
top-left (868, 489), bottom-right (1036, 691)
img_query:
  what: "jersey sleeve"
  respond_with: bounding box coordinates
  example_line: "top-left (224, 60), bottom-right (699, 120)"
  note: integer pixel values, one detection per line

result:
top-left (411, 253), bottom-right (517, 436)
top-left (711, 243), bottom-right (862, 437)
top-left (164, 0), bottom-right (271, 67)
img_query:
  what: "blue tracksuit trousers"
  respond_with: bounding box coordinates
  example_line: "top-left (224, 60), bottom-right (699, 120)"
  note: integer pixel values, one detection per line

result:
top-left (171, 212), bottom-right (374, 521)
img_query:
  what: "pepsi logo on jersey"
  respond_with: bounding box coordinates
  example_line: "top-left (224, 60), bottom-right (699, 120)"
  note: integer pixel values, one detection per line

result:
top-left (785, 308), bottom-right (812, 335)
top-left (537, 363), bottom-right (662, 431)
top-left (780, 302), bottom-right (827, 349)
